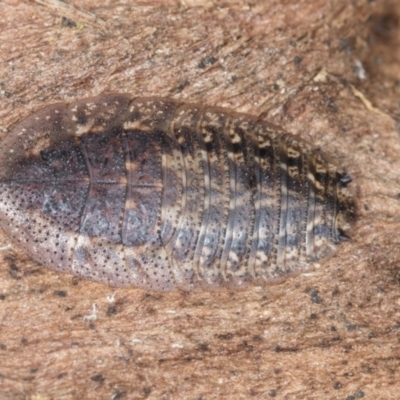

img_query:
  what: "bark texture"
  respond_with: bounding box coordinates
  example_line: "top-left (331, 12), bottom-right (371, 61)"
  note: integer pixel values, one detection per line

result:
top-left (0, 0), bottom-right (399, 399)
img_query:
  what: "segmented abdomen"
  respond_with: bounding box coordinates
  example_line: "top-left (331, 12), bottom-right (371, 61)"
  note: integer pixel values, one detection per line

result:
top-left (0, 94), bottom-right (355, 291)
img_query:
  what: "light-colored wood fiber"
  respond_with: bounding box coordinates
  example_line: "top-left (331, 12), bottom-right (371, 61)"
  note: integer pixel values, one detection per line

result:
top-left (0, 0), bottom-right (399, 399)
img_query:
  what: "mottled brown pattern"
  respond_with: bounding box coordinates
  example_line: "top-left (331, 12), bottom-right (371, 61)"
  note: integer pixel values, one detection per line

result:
top-left (0, 94), bottom-right (355, 291)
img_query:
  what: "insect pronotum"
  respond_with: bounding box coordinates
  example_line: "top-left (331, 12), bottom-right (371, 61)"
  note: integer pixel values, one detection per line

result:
top-left (0, 94), bottom-right (355, 291)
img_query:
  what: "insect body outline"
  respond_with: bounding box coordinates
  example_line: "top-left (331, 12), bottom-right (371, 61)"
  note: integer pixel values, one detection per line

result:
top-left (0, 94), bottom-right (355, 291)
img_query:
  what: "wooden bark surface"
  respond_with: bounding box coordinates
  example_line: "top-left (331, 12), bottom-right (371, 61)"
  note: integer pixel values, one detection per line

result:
top-left (0, 0), bottom-right (399, 399)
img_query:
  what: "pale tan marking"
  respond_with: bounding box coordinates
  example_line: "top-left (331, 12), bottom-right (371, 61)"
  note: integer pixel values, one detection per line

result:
top-left (228, 251), bottom-right (239, 264)
top-left (307, 172), bottom-right (316, 183)
top-left (286, 148), bottom-right (300, 158)
top-left (314, 180), bottom-right (326, 192)
top-left (75, 123), bottom-right (95, 136)
top-left (125, 161), bottom-right (138, 174)
top-left (287, 166), bottom-right (299, 178)
top-left (202, 130), bottom-right (213, 143)
top-left (29, 137), bottom-right (52, 157)
top-left (229, 126), bottom-right (242, 144)
top-left (118, 176), bottom-right (128, 186)
top-left (123, 121), bottom-right (151, 131)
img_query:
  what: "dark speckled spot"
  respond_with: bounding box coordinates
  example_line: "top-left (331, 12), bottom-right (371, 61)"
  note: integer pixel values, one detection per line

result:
top-left (54, 290), bottom-right (67, 297)
top-left (91, 373), bottom-right (105, 383)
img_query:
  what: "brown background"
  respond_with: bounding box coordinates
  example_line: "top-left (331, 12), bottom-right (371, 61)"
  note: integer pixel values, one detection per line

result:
top-left (0, 0), bottom-right (400, 399)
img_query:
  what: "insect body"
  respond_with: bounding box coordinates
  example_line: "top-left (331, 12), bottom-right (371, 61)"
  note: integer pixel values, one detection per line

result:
top-left (0, 94), bottom-right (355, 291)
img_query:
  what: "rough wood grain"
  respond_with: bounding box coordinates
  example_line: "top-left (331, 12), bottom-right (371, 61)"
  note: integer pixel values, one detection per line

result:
top-left (0, 0), bottom-right (399, 399)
